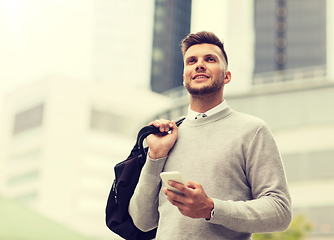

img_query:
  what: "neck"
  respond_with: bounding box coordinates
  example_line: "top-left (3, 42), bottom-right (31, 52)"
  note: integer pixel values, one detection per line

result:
top-left (189, 91), bottom-right (223, 113)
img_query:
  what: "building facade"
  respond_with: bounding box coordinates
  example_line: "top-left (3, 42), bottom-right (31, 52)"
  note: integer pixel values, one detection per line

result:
top-left (254, 0), bottom-right (327, 83)
top-left (150, 0), bottom-right (192, 93)
top-left (91, 0), bottom-right (155, 89)
top-left (0, 76), bottom-right (172, 240)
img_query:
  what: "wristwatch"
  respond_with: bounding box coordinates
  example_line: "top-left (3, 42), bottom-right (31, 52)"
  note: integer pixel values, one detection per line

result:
top-left (205, 207), bottom-right (215, 220)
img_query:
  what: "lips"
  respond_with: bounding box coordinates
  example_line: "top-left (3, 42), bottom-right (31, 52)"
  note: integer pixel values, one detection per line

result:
top-left (192, 74), bottom-right (209, 80)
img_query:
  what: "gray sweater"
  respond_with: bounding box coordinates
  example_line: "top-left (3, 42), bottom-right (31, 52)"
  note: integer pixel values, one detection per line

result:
top-left (129, 107), bottom-right (291, 240)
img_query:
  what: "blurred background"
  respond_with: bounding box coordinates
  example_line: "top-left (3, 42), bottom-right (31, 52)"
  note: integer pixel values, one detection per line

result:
top-left (0, 0), bottom-right (333, 239)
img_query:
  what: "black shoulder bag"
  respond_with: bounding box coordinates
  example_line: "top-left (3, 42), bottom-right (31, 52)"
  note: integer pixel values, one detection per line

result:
top-left (105, 117), bottom-right (185, 240)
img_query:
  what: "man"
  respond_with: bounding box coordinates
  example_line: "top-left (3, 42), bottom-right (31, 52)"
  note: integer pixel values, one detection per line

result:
top-left (129, 31), bottom-right (291, 239)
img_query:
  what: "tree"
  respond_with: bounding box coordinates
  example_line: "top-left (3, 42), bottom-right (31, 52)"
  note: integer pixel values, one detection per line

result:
top-left (252, 215), bottom-right (312, 240)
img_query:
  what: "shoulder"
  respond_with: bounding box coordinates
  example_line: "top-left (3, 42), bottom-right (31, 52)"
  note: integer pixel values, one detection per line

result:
top-left (229, 109), bottom-right (267, 127)
top-left (225, 110), bottom-right (276, 139)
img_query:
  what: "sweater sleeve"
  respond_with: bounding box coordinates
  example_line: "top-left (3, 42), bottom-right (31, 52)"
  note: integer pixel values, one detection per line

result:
top-left (208, 124), bottom-right (292, 233)
top-left (128, 154), bottom-right (166, 232)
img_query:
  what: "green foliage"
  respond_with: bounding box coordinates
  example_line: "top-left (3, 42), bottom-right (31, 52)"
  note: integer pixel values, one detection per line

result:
top-left (252, 215), bottom-right (312, 240)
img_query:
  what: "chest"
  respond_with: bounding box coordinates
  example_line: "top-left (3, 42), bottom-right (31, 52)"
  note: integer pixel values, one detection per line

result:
top-left (163, 125), bottom-right (252, 199)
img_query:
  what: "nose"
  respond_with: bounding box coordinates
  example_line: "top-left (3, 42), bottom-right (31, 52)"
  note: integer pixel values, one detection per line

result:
top-left (195, 59), bottom-right (206, 71)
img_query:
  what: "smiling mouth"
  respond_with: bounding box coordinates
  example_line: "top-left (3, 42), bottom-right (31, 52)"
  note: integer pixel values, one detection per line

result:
top-left (193, 75), bottom-right (209, 80)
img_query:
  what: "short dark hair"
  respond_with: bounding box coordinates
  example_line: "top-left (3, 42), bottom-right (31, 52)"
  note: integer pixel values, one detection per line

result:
top-left (181, 31), bottom-right (228, 65)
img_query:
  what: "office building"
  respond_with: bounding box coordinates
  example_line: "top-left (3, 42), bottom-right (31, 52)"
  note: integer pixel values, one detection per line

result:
top-left (254, 0), bottom-right (327, 84)
top-left (92, 0), bottom-right (155, 89)
top-left (0, 76), bottom-right (172, 240)
top-left (150, 0), bottom-right (192, 93)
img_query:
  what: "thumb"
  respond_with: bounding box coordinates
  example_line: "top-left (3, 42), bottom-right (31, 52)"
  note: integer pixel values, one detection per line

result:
top-left (170, 120), bottom-right (178, 135)
top-left (185, 181), bottom-right (199, 190)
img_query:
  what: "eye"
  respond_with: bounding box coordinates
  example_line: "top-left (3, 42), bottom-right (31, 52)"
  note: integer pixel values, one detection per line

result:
top-left (206, 57), bottom-right (216, 62)
top-left (187, 58), bottom-right (196, 65)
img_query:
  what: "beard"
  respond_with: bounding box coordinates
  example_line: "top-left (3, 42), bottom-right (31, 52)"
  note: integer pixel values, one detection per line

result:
top-left (184, 77), bottom-right (224, 96)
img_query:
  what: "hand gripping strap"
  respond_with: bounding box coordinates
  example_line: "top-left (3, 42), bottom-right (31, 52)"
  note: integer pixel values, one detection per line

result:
top-left (136, 117), bottom-right (186, 160)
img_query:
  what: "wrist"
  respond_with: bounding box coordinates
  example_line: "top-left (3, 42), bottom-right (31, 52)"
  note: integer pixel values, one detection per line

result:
top-left (148, 150), bottom-right (168, 160)
top-left (205, 198), bottom-right (214, 220)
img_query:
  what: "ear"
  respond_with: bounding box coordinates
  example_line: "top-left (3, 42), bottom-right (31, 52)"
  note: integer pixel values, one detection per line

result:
top-left (224, 71), bottom-right (231, 84)
top-left (183, 74), bottom-right (185, 86)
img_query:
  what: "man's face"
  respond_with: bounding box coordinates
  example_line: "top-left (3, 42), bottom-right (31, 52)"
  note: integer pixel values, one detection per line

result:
top-left (183, 43), bottom-right (230, 96)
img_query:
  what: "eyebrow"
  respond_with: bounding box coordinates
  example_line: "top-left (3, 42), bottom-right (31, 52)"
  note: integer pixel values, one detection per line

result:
top-left (185, 54), bottom-right (218, 62)
top-left (185, 56), bottom-right (196, 63)
top-left (203, 54), bottom-right (218, 59)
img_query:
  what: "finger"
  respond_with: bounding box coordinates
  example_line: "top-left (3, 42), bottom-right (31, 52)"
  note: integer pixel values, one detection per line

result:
top-left (160, 120), bottom-right (169, 132)
top-left (169, 120), bottom-right (178, 135)
top-left (165, 192), bottom-right (185, 207)
top-left (149, 120), bottom-right (175, 133)
top-left (168, 180), bottom-right (188, 195)
top-left (185, 181), bottom-right (199, 190)
top-left (160, 119), bottom-right (175, 133)
top-left (153, 120), bottom-right (170, 133)
top-left (149, 120), bottom-right (161, 128)
top-left (163, 187), bottom-right (185, 201)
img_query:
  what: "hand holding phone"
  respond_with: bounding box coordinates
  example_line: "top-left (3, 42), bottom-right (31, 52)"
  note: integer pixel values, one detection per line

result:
top-left (160, 171), bottom-right (185, 195)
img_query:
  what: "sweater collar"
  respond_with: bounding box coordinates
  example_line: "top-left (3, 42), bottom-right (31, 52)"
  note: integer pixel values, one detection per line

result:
top-left (184, 106), bottom-right (233, 127)
top-left (187, 100), bottom-right (228, 120)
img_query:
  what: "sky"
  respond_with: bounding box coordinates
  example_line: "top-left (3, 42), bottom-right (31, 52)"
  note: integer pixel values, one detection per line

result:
top-left (0, 0), bottom-right (254, 105)
top-left (0, 0), bottom-right (160, 98)
top-left (0, 0), bottom-right (95, 95)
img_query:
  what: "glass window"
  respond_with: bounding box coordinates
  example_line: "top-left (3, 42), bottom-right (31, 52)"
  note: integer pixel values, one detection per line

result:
top-left (15, 192), bottom-right (38, 204)
top-left (7, 170), bottom-right (40, 186)
top-left (9, 149), bottom-right (41, 165)
top-left (282, 149), bottom-right (334, 182)
top-left (90, 109), bottom-right (132, 135)
top-left (13, 104), bottom-right (44, 135)
top-left (254, 0), bottom-right (326, 77)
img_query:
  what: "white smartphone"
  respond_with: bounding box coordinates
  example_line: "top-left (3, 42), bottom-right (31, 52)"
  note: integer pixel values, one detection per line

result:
top-left (160, 171), bottom-right (185, 195)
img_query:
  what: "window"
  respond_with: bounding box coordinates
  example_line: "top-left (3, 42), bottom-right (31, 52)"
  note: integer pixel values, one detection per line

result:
top-left (90, 109), bottom-right (131, 135)
top-left (283, 149), bottom-right (334, 182)
top-left (13, 104), bottom-right (44, 134)
top-left (9, 149), bottom-right (41, 165)
top-left (254, 0), bottom-right (326, 76)
top-left (15, 192), bottom-right (38, 204)
top-left (7, 170), bottom-right (40, 186)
